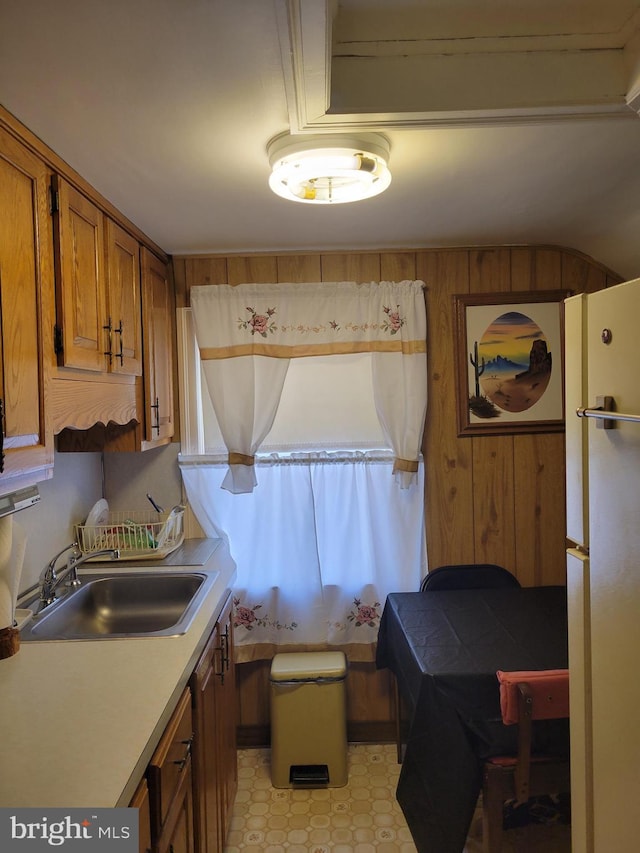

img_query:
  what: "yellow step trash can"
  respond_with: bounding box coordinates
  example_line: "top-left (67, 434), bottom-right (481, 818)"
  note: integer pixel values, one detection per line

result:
top-left (270, 651), bottom-right (348, 788)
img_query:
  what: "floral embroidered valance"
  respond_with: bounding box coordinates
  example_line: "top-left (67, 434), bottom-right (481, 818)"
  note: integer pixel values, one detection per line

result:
top-left (189, 280), bottom-right (427, 493)
top-left (190, 280), bottom-right (426, 360)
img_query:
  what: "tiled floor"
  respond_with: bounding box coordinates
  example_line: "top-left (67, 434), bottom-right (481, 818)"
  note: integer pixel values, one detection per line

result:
top-left (224, 745), bottom-right (571, 852)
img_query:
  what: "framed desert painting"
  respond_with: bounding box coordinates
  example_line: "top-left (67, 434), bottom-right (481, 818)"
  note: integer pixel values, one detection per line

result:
top-left (454, 290), bottom-right (569, 436)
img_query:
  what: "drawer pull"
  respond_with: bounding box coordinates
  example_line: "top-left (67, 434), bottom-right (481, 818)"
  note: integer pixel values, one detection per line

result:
top-left (171, 735), bottom-right (193, 771)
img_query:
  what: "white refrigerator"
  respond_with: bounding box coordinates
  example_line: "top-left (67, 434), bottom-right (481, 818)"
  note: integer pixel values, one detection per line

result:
top-left (565, 279), bottom-right (640, 853)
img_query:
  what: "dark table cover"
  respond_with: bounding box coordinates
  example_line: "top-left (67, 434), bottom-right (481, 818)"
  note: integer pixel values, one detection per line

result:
top-left (375, 586), bottom-right (569, 853)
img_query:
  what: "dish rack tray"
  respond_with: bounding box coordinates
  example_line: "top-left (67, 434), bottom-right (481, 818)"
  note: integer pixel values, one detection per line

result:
top-left (75, 509), bottom-right (185, 560)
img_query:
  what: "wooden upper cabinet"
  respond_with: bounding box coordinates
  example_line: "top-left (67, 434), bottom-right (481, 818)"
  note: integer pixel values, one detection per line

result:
top-left (141, 248), bottom-right (175, 446)
top-left (52, 175), bottom-right (142, 376)
top-left (52, 174), bottom-right (107, 372)
top-left (0, 126), bottom-right (54, 490)
top-left (105, 219), bottom-right (142, 376)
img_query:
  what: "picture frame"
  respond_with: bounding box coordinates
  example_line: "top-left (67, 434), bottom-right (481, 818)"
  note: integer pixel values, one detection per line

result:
top-left (454, 290), bottom-right (570, 437)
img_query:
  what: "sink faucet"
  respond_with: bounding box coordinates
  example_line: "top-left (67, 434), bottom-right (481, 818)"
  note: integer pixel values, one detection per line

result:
top-left (38, 544), bottom-right (120, 610)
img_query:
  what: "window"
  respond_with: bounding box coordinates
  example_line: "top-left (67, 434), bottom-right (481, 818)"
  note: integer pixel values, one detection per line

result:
top-left (178, 280), bottom-right (427, 662)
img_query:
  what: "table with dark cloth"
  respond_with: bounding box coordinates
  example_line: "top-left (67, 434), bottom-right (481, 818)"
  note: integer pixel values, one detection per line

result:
top-left (375, 586), bottom-right (569, 853)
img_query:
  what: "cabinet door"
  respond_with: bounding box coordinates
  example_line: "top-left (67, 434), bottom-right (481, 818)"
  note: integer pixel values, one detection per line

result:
top-left (190, 593), bottom-right (237, 853)
top-left (0, 127), bottom-right (54, 488)
top-left (141, 248), bottom-right (175, 445)
top-left (215, 595), bottom-right (237, 847)
top-left (191, 630), bottom-right (222, 853)
top-left (52, 174), bottom-right (107, 372)
top-left (148, 687), bottom-right (195, 853)
top-left (105, 219), bottom-right (142, 376)
top-left (155, 756), bottom-right (194, 853)
top-left (130, 777), bottom-right (153, 853)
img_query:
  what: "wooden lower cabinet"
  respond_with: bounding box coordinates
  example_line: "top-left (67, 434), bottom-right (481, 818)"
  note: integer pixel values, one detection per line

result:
top-left (147, 687), bottom-right (195, 853)
top-left (190, 593), bottom-right (237, 853)
top-left (130, 777), bottom-right (152, 853)
top-left (141, 595), bottom-right (237, 853)
top-left (155, 765), bottom-right (194, 853)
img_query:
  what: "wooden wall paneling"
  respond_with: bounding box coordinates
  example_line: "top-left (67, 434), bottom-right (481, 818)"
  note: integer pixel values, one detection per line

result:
top-left (184, 257), bottom-right (228, 300)
top-left (513, 433), bottom-right (567, 586)
top-left (469, 248), bottom-right (512, 295)
top-left (561, 251), bottom-right (611, 295)
top-left (468, 248), bottom-right (515, 565)
top-left (605, 272), bottom-right (623, 288)
top-left (276, 254), bottom-right (321, 282)
top-left (227, 255), bottom-right (278, 285)
top-left (236, 660), bottom-right (271, 731)
top-left (320, 253), bottom-right (381, 283)
top-left (511, 248), bottom-right (565, 584)
top-left (345, 664), bottom-right (396, 736)
top-left (418, 250), bottom-right (475, 569)
top-left (471, 436), bottom-right (517, 569)
top-left (509, 248), bottom-right (535, 290)
top-left (533, 247), bottom-right (563, 290)
top-left (561, 251), bottom-right (593, 294)
top-left (380, 251), bottom-right (417, 281)
top-left (584, 266), bottom-right (608, 293)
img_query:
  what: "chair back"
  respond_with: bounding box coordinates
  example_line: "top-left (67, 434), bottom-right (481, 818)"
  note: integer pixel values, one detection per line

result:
top-left (497, 669), bottom-right (570, 725)
top-left (419, 563), bottom-right (520, 592)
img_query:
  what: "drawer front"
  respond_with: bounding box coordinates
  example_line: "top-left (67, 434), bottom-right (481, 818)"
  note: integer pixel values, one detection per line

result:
top-left (148, 687), bottom-right (194, 835)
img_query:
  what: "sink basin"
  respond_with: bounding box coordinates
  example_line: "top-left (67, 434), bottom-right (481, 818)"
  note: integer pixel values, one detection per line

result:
top-left (19, 571), bottom-right (218, 641)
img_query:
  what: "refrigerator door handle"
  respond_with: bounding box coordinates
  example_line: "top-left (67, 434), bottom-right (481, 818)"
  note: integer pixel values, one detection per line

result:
top-left (576, 396), bottom-right (640, 428)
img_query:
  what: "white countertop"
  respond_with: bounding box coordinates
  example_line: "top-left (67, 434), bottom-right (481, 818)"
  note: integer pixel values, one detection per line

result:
top-left (0, 538), bottom-right (236, 808)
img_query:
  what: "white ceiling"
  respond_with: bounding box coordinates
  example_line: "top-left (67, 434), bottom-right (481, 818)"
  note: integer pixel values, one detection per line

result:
top-left (3, 0), bottom-right (640, 279)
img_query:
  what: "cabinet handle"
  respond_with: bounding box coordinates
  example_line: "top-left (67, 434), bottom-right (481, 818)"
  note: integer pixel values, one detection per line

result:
top-left (222, 626), bottom-right (230, 672)
top-left (113, 320), bottom-right (124, 365)
top-left (103, 317), bottom-right (113, 364)
top-left (0, 398), bottom-right (4, 474)
top-left (215, 628), bottom-right (231, 682)
top-left (150, 397), bottom-right (161, 434)
top-left (214, 642), bottom-right (225, 683)
top-left (171, 735), bottom-right (193, 772)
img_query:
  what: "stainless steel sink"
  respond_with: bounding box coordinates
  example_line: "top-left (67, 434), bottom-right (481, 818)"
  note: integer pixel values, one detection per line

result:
top-left (19, 570), bottom-right (218, 641)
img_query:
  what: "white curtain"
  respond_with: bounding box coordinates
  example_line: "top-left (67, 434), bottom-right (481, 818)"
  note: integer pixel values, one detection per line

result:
top-left (180, 452), bottom-right (426, 663)
top-left (183, 279), bottom-right (428, 659)
top-left (189, 280), bottom-right (427, 493)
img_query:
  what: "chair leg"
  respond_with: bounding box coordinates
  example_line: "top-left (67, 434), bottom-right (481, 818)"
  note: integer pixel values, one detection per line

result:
top-left (482, 767), bottom-right (505, 853)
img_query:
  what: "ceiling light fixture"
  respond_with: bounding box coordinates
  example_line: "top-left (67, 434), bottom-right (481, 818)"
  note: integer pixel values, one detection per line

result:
top-left (267, 132), bottom-right (391, 204)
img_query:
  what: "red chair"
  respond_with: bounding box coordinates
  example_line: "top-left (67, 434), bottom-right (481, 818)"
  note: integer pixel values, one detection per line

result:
top-left (482, 669), bottom-right (570, 853)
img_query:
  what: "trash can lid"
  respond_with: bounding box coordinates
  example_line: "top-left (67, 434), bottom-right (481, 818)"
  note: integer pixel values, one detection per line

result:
top-left (270, 651), bottom-right (347, 681)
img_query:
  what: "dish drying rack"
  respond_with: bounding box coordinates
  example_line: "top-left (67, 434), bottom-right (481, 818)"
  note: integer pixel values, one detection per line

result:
top-left (74, 509), bottom-right (185, 560)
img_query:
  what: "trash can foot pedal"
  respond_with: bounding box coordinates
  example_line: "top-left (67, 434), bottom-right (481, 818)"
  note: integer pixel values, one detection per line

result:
top-left (289, 764), bottom-right (329, 786)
